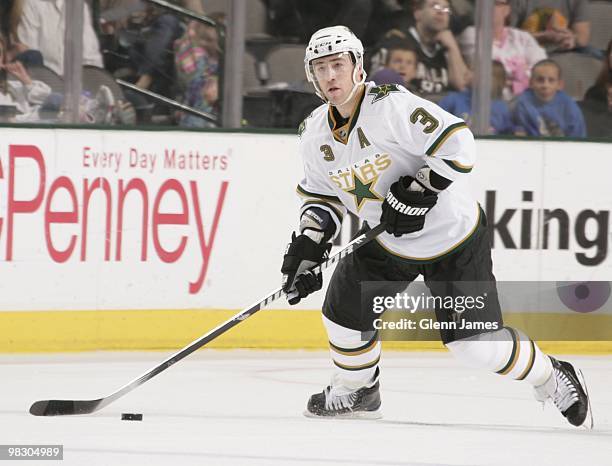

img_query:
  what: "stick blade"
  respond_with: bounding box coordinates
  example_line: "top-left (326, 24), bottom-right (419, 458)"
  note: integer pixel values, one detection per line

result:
top-left (30, 399), bottom-right (103, 416)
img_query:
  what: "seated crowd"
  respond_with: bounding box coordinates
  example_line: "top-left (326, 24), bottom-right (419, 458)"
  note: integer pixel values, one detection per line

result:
top-left (364, 0), bottom-right (611, 137)
top-left (0, 0), bottom-right (221, 127)
top-left (0, 0), bottom-right (609, 136)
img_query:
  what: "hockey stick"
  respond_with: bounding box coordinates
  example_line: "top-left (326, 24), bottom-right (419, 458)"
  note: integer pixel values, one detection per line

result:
top-left (30, 223), bottom-right (387, 416)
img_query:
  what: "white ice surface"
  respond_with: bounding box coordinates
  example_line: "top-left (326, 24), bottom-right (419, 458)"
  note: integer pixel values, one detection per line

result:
top-left (1, 350), bottom-right (611, 466)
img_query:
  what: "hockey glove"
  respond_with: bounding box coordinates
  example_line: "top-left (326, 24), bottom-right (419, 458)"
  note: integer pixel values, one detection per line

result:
top-left (380, 175), bottom-right (438, 237)
top-left (281, 233), bottom-right (331, 305)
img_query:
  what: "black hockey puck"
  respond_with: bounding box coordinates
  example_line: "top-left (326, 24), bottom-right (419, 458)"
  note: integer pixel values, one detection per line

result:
top-left (121, 413), bottom-right (143, 421)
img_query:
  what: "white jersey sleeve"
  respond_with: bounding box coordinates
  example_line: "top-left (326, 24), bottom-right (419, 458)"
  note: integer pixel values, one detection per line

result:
top-left (296, 114), bottom-right (348, 237)
top-left (387, 91), bottom-right (476, 183)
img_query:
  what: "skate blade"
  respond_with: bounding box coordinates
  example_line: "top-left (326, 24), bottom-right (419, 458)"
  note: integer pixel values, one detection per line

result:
top-left (577, 369), bottom-right (594, 430)
top-left (303, 409), bottom-right (382, 420)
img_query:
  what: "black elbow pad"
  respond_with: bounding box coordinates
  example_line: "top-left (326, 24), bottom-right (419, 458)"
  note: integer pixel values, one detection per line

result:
top-left (299, 207), bottom-right (337, 243)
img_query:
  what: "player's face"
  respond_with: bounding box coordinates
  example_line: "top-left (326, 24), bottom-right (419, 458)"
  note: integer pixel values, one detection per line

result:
top-left (312, 53), bottom-right (356, 105)
top-left (387, 50), bottom-right (418, 83)
top-left (530, 64), bottom-right (562, 102)
top-left (416, 0), bottom-right (451, 32)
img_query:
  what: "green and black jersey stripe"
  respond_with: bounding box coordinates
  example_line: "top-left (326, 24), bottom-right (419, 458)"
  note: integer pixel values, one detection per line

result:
top-left (426, 122), bottom-right (473, 174)
top-left (296, 185), bottom-right (342, 204)
top-left (296, 185), bottom-right (345, 222)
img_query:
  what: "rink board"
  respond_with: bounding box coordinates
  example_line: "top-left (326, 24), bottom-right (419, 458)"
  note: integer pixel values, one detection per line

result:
top-left (1, 309), bottom-right (612, 354)
top-left (0, 128), bottom-right (610, 353)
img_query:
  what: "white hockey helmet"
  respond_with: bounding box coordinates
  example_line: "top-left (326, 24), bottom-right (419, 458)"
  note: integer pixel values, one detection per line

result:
top-left (304, 25), bottom-right (367, 105)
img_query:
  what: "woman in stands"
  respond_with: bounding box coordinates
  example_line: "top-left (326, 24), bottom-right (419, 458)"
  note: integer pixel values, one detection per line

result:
top-left (458, 0), bottom-right (547, 100)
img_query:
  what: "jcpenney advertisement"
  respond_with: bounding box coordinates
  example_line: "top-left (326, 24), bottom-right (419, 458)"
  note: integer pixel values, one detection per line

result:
top-left (0, 129), bottom-right (300, 311)
top-left (0, 129), bottom-right (609, 311)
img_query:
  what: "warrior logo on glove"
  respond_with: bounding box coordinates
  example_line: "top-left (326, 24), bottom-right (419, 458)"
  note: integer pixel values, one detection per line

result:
top-left (380, 175), bottom-right (438, 237)
top-left (384, 191), bottom-right (430, 216)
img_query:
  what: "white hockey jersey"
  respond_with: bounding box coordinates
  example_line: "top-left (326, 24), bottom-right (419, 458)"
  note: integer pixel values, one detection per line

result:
top-left (296, 81), bottom-right (480, 262)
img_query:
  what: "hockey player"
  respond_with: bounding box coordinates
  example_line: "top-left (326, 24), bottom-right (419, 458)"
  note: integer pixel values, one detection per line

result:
top-left (281, 25), bottom-right (591, 427)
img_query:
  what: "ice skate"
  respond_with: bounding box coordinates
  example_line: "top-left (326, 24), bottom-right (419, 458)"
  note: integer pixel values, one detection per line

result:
top-left (304, 380), bottom-right (382, 419)
top-left (534, 357), bottom-right (593, 428)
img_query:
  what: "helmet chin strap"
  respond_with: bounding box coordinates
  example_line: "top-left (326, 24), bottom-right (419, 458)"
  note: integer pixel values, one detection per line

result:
top-left (330, 66), bottom-right (365, 108)
top-left (334, 83), bottom-right (362, 108)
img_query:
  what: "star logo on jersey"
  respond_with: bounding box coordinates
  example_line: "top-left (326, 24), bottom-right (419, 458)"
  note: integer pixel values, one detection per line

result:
top-left (368, 84), bottom-right (401, 103)
top-left (346, 169), bottom-right (383, 211)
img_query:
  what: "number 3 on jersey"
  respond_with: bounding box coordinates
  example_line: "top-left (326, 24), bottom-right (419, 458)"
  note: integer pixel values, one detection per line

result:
top-left (410, 107), bottom-right (439, 134)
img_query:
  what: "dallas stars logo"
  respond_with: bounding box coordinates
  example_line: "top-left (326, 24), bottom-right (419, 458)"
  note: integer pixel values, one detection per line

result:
top-left (369, 84), bottom-right (401, 103)
top-left (346, 170), bottom-right (382, 211)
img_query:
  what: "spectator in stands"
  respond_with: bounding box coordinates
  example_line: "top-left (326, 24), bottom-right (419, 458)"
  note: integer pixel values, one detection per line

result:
top-left (410, 0), bottom-right (472, 92)
top-left (371, 0), bottom-right (472, 96)
top-left (0, 0), bottom-right (43, 67)
top-left (513, 59), bottom-right (586, 137)
top-left (388, 43), bottom-right (418, 86)
top-left (17, 0), bottom-right (104, 76)
top-left (458, 0), bottom-right (546, 99)
top-left (371, 39), bottom-right (420, 91)
top-left (104, 0), bottom-right (205, 89)
top-left (439, 60), bottom-right (514, 134)
top-left (99, 1), bottom-right (188, 122)
top-left (580, 39), bottom-right (612, 137)
top-left (0, 37), bottom-right (51, 122)
top-left (509, 0), bottom-right (591, 53)
top-left (174, 13), bottom-right (223, 128)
